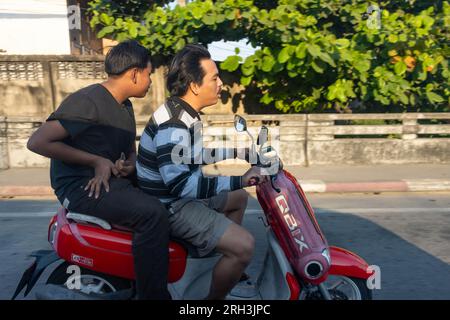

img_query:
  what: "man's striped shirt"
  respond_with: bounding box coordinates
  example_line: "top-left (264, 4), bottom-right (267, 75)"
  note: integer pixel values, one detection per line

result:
top-left (137, 96), bottom-right (243, 204)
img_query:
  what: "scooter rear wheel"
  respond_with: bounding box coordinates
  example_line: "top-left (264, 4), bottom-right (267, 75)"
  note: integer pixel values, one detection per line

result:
top-left (46, 261), bottom-right (133, 296)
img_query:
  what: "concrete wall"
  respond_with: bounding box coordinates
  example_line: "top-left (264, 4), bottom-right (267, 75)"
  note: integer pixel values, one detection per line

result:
top-left (1, 56), bottom-right (449, 168)
top-left (2, 113), bottom-right (449, 169)
top-left (0, 55), bottom-right (244, 119)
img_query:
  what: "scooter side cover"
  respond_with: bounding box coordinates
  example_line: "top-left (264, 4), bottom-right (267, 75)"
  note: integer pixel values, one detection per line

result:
top-left (53, 209), bottom-right (187, 282)
top-left (257, 170), bottom-right (330, 280)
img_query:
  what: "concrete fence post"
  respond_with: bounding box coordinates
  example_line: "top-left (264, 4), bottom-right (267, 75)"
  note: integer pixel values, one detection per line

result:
top-left (0, 117), bottom-right (9, 169)
top-left (402, 117), bottom-right (418, 140)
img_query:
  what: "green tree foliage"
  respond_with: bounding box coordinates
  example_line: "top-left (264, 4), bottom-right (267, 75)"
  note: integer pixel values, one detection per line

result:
top-left (89, 0), bottom-right (449, 113)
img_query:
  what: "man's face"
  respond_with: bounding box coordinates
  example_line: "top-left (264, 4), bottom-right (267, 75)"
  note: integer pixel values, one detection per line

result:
top-left (196, 59), bottom-right (223, 107)
top-left (133, 62), bottom-right (152, 98)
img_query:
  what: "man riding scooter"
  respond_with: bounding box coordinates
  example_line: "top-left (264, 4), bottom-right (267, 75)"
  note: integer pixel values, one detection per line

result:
top-left (137, 44), bottom-right (266, 300)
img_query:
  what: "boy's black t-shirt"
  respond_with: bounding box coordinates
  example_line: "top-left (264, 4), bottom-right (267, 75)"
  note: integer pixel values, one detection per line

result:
top-left (47, 83), bottom-right (136, 203)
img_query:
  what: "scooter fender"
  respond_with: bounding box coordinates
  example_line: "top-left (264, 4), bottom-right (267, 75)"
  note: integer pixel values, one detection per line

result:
top-left (11, 250), bottom-right (62, 300)
top-left (327, 246), bottom-right (373, 280)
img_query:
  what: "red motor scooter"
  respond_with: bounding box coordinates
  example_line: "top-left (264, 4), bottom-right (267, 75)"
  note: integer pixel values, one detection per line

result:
top-left (12, 115), bottom-right (374, 300)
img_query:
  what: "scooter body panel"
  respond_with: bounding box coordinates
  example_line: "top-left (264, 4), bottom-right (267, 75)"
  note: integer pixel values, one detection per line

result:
top-left (256, 170), bottom-right (331, 281)
top-left (52, 208), bottom-right (187, 282)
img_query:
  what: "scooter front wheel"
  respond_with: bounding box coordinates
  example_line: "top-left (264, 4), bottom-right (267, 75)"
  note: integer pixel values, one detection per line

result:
top-left (300, 276), bottom-right (372, 300)
top-left (46, 262), bottom-right (133, 297)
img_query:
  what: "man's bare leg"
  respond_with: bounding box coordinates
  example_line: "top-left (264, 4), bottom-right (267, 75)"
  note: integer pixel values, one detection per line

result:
top-left (221, 189), bottom-right (248, 225)
top-left (205, 223), bottom-right (254, 300)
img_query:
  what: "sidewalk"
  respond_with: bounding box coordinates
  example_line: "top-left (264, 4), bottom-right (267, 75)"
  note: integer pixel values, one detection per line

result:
top-left (1, 164), bottom-right (450, 198)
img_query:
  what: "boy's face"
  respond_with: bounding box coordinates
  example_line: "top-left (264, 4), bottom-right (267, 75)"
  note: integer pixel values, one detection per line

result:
top-left (132, 62), bottom-right (152, 98)
top-left (195, 59), bottom-right (223, 108)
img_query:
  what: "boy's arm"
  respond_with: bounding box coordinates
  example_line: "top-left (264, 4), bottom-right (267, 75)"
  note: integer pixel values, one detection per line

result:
top-left (28, 120), bottom-right (105, 167)
top-left (28, 120), bottom-right (119, 198)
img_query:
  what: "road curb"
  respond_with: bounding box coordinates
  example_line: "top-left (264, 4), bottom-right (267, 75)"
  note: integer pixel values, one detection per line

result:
top-left (0, 186), bottom-right (53, 197)
top-left (2, 179), bottom-right (450, 197)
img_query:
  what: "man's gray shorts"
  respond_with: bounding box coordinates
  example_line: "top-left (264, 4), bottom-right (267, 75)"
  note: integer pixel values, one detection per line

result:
top-left (168, 191), bottom-right (232, 257)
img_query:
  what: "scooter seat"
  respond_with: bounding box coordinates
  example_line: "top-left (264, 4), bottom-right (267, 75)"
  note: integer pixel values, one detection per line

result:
top-left (66, 212), bottom-right (133, 232)
top-left (66, 212), bottom-right (219, 258)
top-left (66, 212), bottom-right (112, 230)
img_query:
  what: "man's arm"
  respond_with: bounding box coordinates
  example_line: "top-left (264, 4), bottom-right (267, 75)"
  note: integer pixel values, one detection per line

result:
top-left (202, 147), bottom-right (250, 164)
top-left (151, 125), bottom-right (243, 199)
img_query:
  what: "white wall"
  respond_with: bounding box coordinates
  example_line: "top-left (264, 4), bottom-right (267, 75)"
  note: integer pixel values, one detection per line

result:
top-left (0, 0), bottom-right (71, 54)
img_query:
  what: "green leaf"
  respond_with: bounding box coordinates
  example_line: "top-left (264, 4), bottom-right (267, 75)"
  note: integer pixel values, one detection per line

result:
top-left (327, 86), bottom-right (336, 101)
top-left (100, 13), bottom-right (113, 25)
top-left (203, 15), bottom-right (215, 25)
top-left (336, 88), bottom-right (347, 103)
top-left (163, 23), bottom-right (173, 34)
top-left (129, 23), bottom-right (138, 38)
top-left (398, 93), bottom-right (409, 104)
top-left (288, 70), bottom-right (298, 78)
top-left (226, 10), bottom-right (235, 20)
top-left (260, 93), bottom-right (273, 105)
top-left (388, 34), bottom-right (398, 43)
top-left (275, 100), bottom-right (284, 110)
top-left (278, 47), bottom-right (291, 63)
top-left (335, 39), bottom-right (350, 49)
top-left (311, 60), bottom-right (324, 73)
top-left (97, 25), bottom-right (115, 38)
top-left (318, 52), bottom-right (336, 67)
top-left (192, 7), bottom-right (203, 19)
top-left (295, 43), bottom-right (306, 59)
top-left (175, 38), bottom-right (186, 51)
top-left (307, 44), bottom-right (321, 58)
top-left (422, 16), bottom-right (434, 28)
top-left (426, 91), bottom-right (444, 103)
top-left (394, 61), bottom-right (407, 76)
top-left (220, 55), bottom-right (241, 72)
top-left (241, 76), bottom-right (253, 86)
top-left (242, 59), bottom-right (255, 76)
top-left (261, 55), bottom-right (276, 72)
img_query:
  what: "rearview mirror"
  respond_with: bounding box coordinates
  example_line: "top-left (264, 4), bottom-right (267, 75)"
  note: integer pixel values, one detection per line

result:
top-left (234, 115), bottom-right (247, 132)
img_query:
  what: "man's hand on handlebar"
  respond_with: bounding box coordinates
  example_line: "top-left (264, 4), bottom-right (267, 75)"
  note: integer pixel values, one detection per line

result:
top-left (242, 166), bottom-right (268, 187)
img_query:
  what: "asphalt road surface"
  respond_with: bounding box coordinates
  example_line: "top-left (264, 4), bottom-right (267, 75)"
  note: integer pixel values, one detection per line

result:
top-left (1, 192), bottom-right (449, 300)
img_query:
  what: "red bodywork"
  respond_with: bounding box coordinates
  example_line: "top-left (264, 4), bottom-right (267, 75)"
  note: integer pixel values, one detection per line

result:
top-left (51, 207), bottom-right (187, 283)
top-left (49, 169), bottom-right (372, 287)
top-left (257, 170), bottom-right (372, 283)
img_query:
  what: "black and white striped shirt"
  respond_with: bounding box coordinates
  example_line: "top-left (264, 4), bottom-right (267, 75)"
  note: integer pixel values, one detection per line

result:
top-left (137, 96), bottom-right (242, 204)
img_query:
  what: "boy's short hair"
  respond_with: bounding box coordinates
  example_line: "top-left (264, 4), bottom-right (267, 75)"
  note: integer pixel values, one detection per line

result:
top-left (105, 40), bottom-right (151, 76)
top-left (167, 44), bottom-right (211, 96)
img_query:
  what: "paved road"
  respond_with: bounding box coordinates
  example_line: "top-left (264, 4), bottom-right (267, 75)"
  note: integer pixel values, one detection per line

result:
top-left (1, 192), bottom-right (449, 300)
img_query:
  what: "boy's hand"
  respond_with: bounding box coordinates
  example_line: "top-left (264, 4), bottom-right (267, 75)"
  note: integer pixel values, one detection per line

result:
top-left (85, 157), bottom-right (119, 199)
